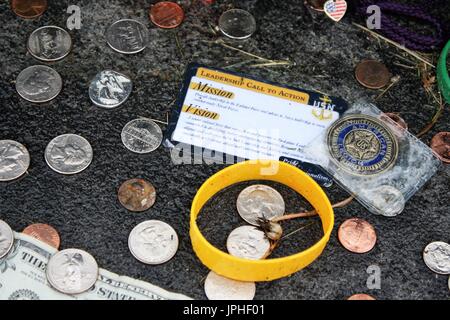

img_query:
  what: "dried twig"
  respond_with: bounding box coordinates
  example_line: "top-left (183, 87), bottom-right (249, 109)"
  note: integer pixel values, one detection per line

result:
top-left (375, 75), bottom-right (401, 101)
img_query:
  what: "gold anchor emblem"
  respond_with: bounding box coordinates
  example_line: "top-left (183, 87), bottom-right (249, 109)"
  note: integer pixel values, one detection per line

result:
top-left (312, 96), bottom-right (333, 120)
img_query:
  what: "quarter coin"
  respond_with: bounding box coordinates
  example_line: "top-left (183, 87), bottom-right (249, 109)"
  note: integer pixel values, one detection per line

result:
top-left (11, 0), bottom-right (48, 19)
top-left (106, 19), bottom-right (149, 54)
top-left (89, 70), bottom-right (132, 109)
top-left (46, 248), bottom-right (99, 295)
top-left (236, 184), bottom-right (285, 226)
top-left (0, 220), bottom-right (14, 259)
top-left (121, 118), bottom-right (163, 154)
top-left (204, 271), bottom-right (256, 300)
top-left (430, 132), bottom-right (450, 164)
top-left (0, 140), bottom-right (30, 182)
top-left (23, 223), bottom-right (60, 249)
top-left (28, 26), bottom-right (72, 62)
top-left (423, 241), bottom-right (450, 275)
top-left (16, 65), bottom-right (62, 103)
top-left (150, 1), bottom-right (185, 29)
top-left (118, 178), bottom-right (156, 212)
top-left (338, 218), bottom-right (377, 254)
top-left (355, 60), bottom-right (391, 89)
top-left (128, 220), bottom-right (179, 265)
top-left (218, 9), bottom-right (256, 40)
top-left (45, 134), bottom-right (93, 175)
top-left (226, 226), bottom-right (270, 260)
top-left (347, 293), bottom-right (376, 300)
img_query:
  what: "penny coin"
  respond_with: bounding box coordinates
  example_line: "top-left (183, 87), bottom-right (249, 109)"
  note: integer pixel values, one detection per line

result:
top-left (347, 293), bottom-right (376, 300)
top-left (204, 271), bottom-right (256, 300)
top-left (367, 185), bottom-right (405, 217)
top-left (16, 65), bottom-right (62, 103)
top-left (11, 0), bottom-right (48, 19)
top-left (28, 26), bottom-right (72, 62)
top-left (0, 140), bottom-right (30, 182)
top-left (338, 218), bottom-right (377, 254)
top-left (218, 9), bottom-right (256, 40)
top-left (150, 1), bottom-right (184, 29)
top-left (89, 70), bottom-right (132, 109)
top-left (46, 248), bottom-right (99, 295)
top-left (226, 226), bottom-right (270, 260)
top-left (423, 241), bottom-right (450, 275)
top-left (305, 0), bottom-right (326, 11)
top-left (128, 220), bottom-right (179, 265)
top-left (0, 220), bottom-right (14, 259)
top-left (45, 134), bottom-right (93, 175)
top-left (121, 118), bottom-right (163, 154)
top-left (430, 132), bottom-right (450, 164)
top-left (23, 223), bottom-right (60, 249)
top-left (355, 60), bottom-right (391, 89)
top-left (106, 19), bottom-right (149, 54)
top-left (118, 178), bottom-right (156, 212)
top-left (382, 113), bottom-right (408, 130)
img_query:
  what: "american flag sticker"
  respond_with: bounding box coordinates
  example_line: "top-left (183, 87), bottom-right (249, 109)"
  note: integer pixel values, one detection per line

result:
top-left (324, 0), bottom-right (347, 22)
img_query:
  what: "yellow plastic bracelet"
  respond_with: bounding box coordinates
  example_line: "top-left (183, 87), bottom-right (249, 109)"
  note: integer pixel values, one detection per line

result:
top-left (190, 160), bottom-right (334, 282)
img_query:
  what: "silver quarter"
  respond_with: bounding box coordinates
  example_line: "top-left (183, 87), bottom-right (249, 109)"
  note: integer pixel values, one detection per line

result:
top-left (16, 65), bottom-right (62, 103)
top-left (27, 26), bottom-right (72, 62)
top-left (423, 241), bottom-right (450, 275)
top-left (218, 9), bottom-right (256, 40)
top-left (226, 226), bottom-right (270, 260)
top-left (204, 271), bottom-right (256, 300)
top-left (236, 185), bottom-right (285, 226)
top-left (121, 118), bottom-right (163, 154)
top-left (0, 140), bottom-right (30, 182)
top-left (46, 248), bottom-right (99, 295)
top-left (0, 220), bottom-right (14, 259)
top-left (368, 185), bottom-right (405, 217)
top-left (45, 134), bottom-right (93, 175)
top-left (89, 70), bottom-right (132, 109)
top-left (105, 19), bottom-right (149, 54)
top-left (128, 220), bottom-right (179, 265)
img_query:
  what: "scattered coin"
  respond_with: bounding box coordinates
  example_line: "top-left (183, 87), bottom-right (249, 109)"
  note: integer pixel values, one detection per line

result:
top-left (16, 65), bottom-right (62, 103)
top-left (0, 220), bottom-right (14, 259)
top-left (11, 0), bottom-right (48, 19)
top-left (368, 185), bottom-right (405, 217)
top-left (347, 293), bottom-right (376, 300)
top-left (355, 60), bottom-right (391, 89)
top-left (305, 0), bottom-right (326, 11)
top-left (338, 218), bottom-right (377, 254)
top-left (226, 226), bottom-right (270, 260)
top-left (218, 9), bottom-right (256, 40)
top-left (423, 241), bottom-right (450, 275)
top-left (23, 223), bottom-right (60, 249)
top-left (118, 178), bottom-right (156, 212)
top-left (430, 132), bottom-right (450, 164)
top-left (382, 113), bottom-right (408, 130)
top-left (0, 140), bottom-right (30, 182)
top-left (121, 118), bottom-right (163, 154)
top-left (236, 185), bottom-right (285, 226)
top-left (106, 19), bottom-right (149, 54)
top-left (128, 220), bottom-right (179, 265)
top-left (46, 248), bottom-right (99, 295)
top-left (204, 271), bottom-right (256, 300)
top-left (45, 134), bottom-right (93, 175)
top-left (28, 26), bottom-right (72, 62)
top-left (150, 1), bottom-right (185, 29)
top-left (89, 70), bottom-right (132, 109)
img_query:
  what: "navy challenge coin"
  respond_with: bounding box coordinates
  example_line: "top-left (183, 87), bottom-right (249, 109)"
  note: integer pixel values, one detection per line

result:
top-left (327, 115), bottom-right (398, 175)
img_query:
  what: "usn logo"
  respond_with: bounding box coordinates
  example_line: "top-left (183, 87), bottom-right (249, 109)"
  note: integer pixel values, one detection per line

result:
top-left (312, 96), bottom-right (335, 121)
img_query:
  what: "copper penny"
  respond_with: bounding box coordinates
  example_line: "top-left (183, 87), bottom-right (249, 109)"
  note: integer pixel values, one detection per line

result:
top-left (304, 0), bottom-right (327, 11)
top-left (355, 60), bottom-right (391, 89)
top-left (347, 293), bottom-right (376, 300)
top-left (118, 178), bottom-right (156, 212)
top-left (22, 223), bottom-right (60, 249)
top-left (149, 1), bottom-right (184, 29)
top-left (11, 0), bottom-right (48, 19)
top-left (430, 132), bottom-right (450, 164)
top-left (338, 218), bottom-right (377, 254)
top-left (382, 113), bottom-right (408, 130)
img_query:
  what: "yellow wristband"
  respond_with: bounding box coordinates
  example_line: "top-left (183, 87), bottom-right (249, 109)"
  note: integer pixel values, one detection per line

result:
top-left (190, 160), bottom-right (334, 282)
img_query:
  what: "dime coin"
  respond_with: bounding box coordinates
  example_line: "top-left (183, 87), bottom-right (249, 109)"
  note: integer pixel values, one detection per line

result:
top-left (204, 271), bottom-right (256, 300)
top-left (45, 134), bottom-right (93, 175)
top-left (128, 220), bottom-right (179, 265)
top-left (0, 140), bottom-right (30, 182)
top-left (28, 26), bottom-right (72, 62)
top-left (0, 220), bottom-right (14, 259)
top-left (218, 9), bottom-right (256, 40)
top-left (236, 185), bottom-right (285, 226)
top-left (11, 0), bottom-right (48, 19)
top-left (368, 185), bottom-right (405, 217)
top-left (46, 248), bottom-right (99, 295)
top-left (327, 115), bottom-right (399, 176)
top-left (23, 223), bottom-right (60, 249)
top-left (118, 178), bottom-right (156, 212)
top-left (430, 132), bottom-right (450, 164)
top-left (106, 19), bottom-right (149, 54)
top-left (150, 1), bottom-right (185, 29)
top-left (226, 226), bottom-right (270, 260)
top-left (121, 118), bottom-right (163, 154)
top-left (355, 60), bottom-right (391, 89)
top-left (89, 70), bottom-right (132, 109)
top-left (16, 65), bottom-right (62, 103)
top-left (347, 293), bottom-right (376, 300)
top-left (423, 241), bottom-right (450, 275)
top-left (338, 218), bottom-right (377, 254)
top-left (381, 113), bottom-right (408, 130)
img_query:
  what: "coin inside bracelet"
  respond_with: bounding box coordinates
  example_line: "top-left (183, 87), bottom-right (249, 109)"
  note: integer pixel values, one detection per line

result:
top-left (218, 9), bottom-right (256, 40)
top-left (121, 118), bottom-right (163, 154)
top-left (106, 19), bottom-right (149, 54)
top-left (89, 70), bottom-right (132, 109)
top-left (204, 271), bottom-right (256, 300)
top-left (28, 26), bottom-right (72, 62)
top-left (0, 220), bottom-right (14, 259)
top-left (226, 226), bottom-right (270, 260)
top-left (16, 65), bottom-right (62, 103)
top-left (0, 140), bottom-right (30, 182)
